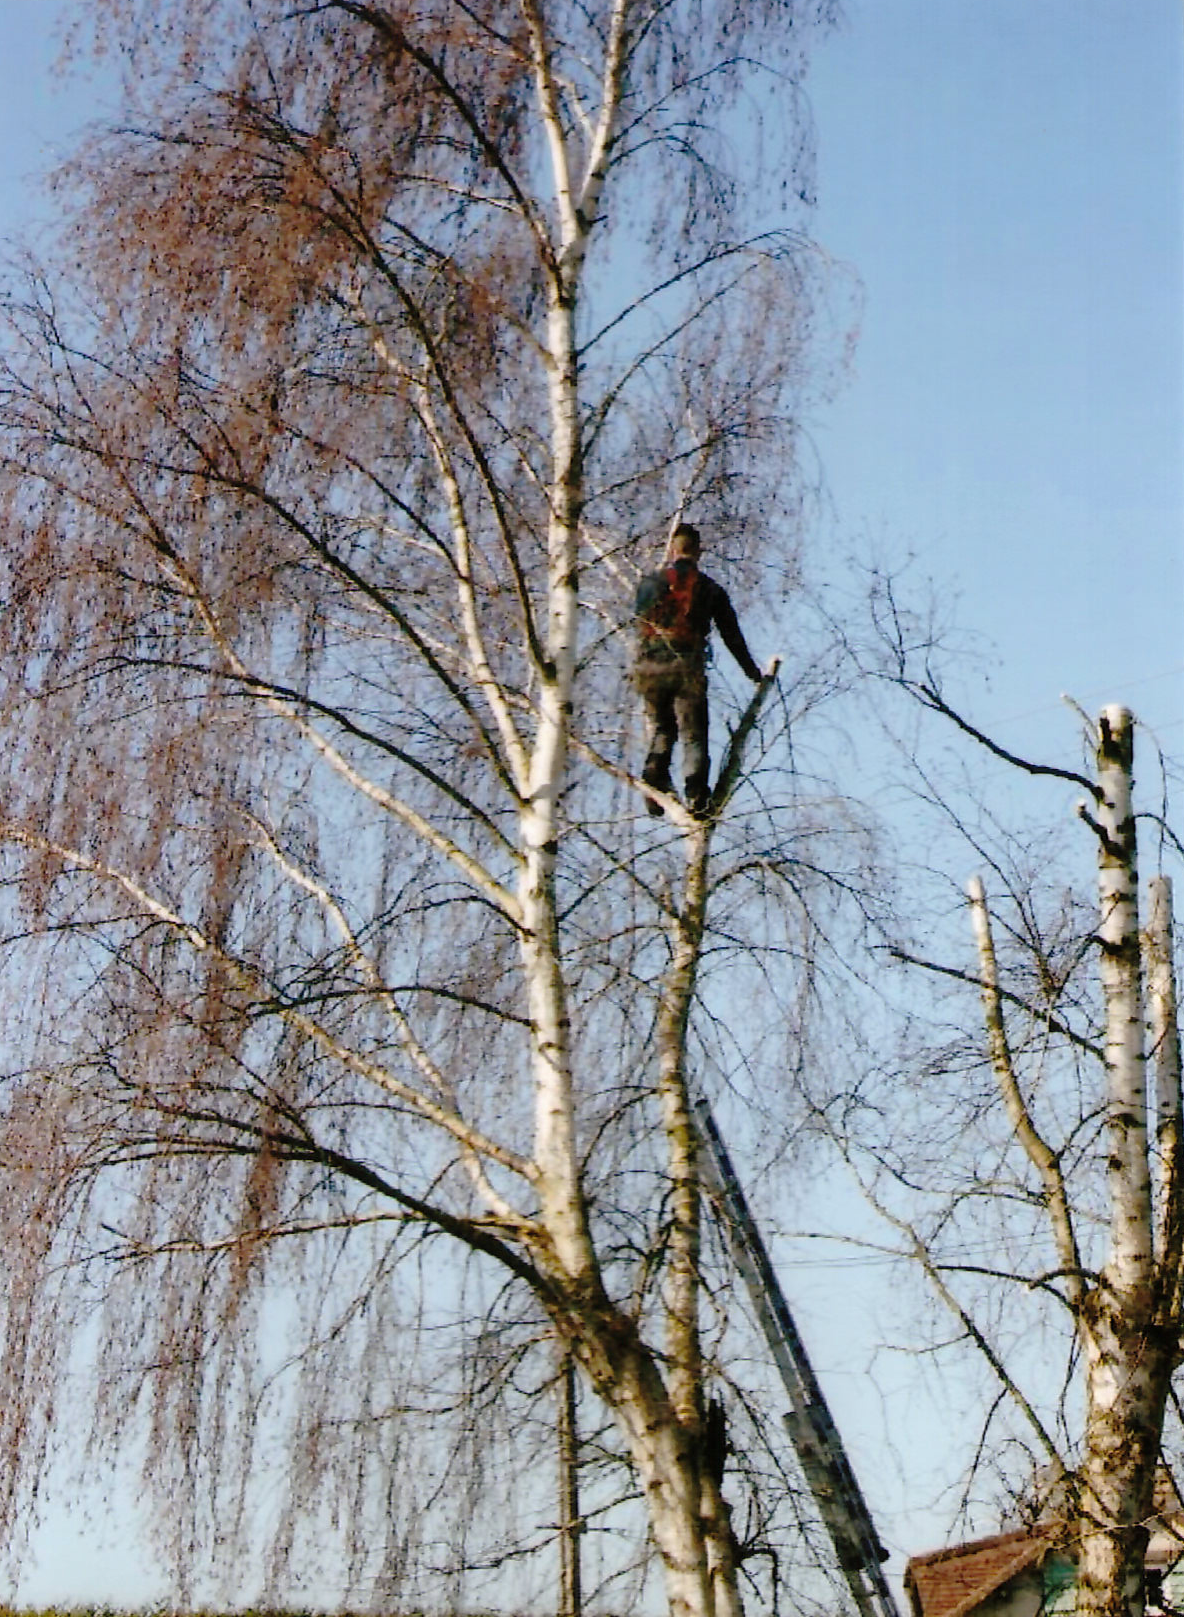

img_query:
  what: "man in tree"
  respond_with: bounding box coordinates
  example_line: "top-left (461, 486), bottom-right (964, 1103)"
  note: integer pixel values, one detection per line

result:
top-left (0, 0), bottom-right (839, 1608)
top-left (635, 523), bottom-right (765, 816)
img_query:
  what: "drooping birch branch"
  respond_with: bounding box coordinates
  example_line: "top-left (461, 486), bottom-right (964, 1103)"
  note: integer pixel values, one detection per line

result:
top-left (121, 652), bottom-right (520, 859)
top-left (144, 525), bottom-right (526, 924)
top-left (341, 274), bottom-right (549, 677)
top-left (900, 676), bottom-right (1098, 798)
top-left (0, 822), bottom-right (537, 1186)
top-left (34, 399), bottom-right (527, 922)
top-left (323, 1), bottom-right (556, 269)
top-left (249, 818), bottom-right (534, 1228)
top-left (115, 412), bottom-right (525, 794)
top-left (888, 946), bottom-right (1104, 1062)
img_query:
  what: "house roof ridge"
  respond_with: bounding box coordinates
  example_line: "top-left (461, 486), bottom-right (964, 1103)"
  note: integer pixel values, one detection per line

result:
top-left (907, 1524), bottom-right (1051, 1570)
top-left (904, 1523), bottom-right (1058, 1617)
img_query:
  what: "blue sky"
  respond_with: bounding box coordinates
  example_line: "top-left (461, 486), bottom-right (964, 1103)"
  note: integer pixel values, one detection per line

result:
top-left (809, 1), bottom-right (1183, 760)
top-left (0, 0), bottom-right (1180, 1606)
top-left (0, 4), bottom-right (68, 225)
top-left (803, 2), bottom-right (1183, 1571)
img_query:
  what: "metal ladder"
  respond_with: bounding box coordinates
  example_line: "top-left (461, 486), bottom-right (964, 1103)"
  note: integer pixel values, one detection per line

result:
top-left (692, 1093), bottom-right (901, 1617)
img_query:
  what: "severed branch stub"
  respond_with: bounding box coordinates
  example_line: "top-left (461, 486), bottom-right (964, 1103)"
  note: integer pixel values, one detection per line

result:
top-left (707, 655), bottom-right (782, 820)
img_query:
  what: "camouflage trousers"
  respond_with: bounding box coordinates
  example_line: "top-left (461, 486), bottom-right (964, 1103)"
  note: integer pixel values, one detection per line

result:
top-left (635, 654), bottom-right (710, 812)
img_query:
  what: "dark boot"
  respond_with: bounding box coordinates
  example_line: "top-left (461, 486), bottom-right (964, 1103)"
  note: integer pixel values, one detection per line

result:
top-left (686, 783), bottom-right (711, 818)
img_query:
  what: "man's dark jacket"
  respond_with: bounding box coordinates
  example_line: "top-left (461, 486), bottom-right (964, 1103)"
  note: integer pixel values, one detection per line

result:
top-left (634, 558), bottom-right (761, 682)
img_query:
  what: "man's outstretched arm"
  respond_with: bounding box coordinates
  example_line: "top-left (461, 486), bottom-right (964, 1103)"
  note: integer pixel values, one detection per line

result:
top-left (710, 586), bottom-right (763, 683)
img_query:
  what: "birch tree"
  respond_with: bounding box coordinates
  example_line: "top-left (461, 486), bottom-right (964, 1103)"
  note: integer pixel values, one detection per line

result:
top-left (0, 1), bottom-right (860, 1610)
top-left (830, 672), bottom-right (1184, 1617)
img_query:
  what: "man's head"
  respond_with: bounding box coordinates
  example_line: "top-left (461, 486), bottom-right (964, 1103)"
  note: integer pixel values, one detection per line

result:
top-left (666, 522), bottom-right (701, 563)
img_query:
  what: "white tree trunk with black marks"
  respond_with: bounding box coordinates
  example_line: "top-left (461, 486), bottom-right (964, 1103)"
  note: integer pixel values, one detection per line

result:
top-left (1075, 709), bottom-right (1173, 1617)
top-left (967, 710), bottom-right (1183, 1617)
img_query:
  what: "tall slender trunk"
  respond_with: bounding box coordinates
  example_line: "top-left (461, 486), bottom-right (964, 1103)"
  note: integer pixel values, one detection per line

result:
top-left (1077, 709), bottom-right (1176, 1617)
top-left (1149, 878), bottom-right (1184, 1306)
top-left (517, 11), bottom-right (747, 1612)
top-left (518, 111), bottom-right (590, 1272)
top-left (539, 810), bottom-right (749, 1617)
top-left (651, 822), bottom-right (745, 1617)
top-left (557, 1348), bottom-right (582, 1617)
top-left (656, 826), bottom-right (709, 1431)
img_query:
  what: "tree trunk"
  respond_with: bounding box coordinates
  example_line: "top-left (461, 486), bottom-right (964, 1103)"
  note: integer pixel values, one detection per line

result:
top-left (557, 1349), bottom-right (582, 1617)
top-left (544, 815), bottom-right (747, 1617)
top-left (564, 1287), bottom-right (734, 1617)
top-left (1076, 708), bottom-right (1174, 1617)
top-left (1078, 1307), bottom-right (1172, 1617)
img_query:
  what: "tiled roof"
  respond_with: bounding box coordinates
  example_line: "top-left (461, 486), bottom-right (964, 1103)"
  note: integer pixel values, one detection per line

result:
top-left (905, 1528), bottom-right (1052, 1617)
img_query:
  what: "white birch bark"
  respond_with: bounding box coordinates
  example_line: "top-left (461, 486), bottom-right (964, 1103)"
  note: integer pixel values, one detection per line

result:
top-left (516, 0), bottom-right (599, 1280)
top-left (1093, 707), bottom-right (1152, 1279)
top-left (651, 822), bottom-right (716, 1617)
top-left (1147, 876), bottom-right (1182, 1284)
top-left (965, 711), bottom-right (1184, 1617)
top-left (515, 10), bottom-right (748, 1611)
top-left (1076, 709), bottom-right (1173, 1617)
top-left (967, 876), bottom-right (1084, 1305)
top-left (562, 1277), bottom-right (736, 1617)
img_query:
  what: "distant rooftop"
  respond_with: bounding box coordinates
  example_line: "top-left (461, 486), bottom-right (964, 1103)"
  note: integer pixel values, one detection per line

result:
top-left (904, 1527), bottom-right (1052, 1617)
top-left (906, 1484), bottom-right (1184, 1617)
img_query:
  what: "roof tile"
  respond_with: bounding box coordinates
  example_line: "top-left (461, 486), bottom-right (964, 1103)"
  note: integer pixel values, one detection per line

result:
top-left (905, 1528), bottom-right (1052, 1617)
